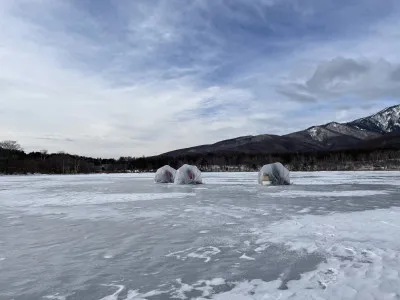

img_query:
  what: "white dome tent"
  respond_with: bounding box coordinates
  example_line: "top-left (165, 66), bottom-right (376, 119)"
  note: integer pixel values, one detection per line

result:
top-left (174, 164), bottom-right (202, 184)
top-left (258, 162), bottom-right (290, 186)
top-left (154, 165), bottom-right (176, 183)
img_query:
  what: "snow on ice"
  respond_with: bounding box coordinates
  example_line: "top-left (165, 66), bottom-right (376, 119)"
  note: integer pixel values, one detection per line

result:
top-left (0, 171), bottom-right (400, 299)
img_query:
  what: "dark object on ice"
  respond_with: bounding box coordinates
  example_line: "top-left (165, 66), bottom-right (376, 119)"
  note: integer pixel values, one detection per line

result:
top-left (258, 162), bottom-right (290, 185)
top-left (174, 164), bottom-right (202, 184)
top-left (154, 165), bottom-right (176, 183)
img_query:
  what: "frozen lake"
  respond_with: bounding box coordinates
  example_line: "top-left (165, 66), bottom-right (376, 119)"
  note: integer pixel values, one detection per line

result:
top-left (1, 171), bottom-right (400, 300)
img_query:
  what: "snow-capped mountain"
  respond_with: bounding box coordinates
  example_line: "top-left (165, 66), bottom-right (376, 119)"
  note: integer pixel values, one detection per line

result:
top-left (348, 104), bottom-right (400, 133)
top-left (286, 121), bottom-right (382, 149)
top-left (160, 104), bottom-right (400, 156)
top-left (284, 105), bottom-right (399, 148)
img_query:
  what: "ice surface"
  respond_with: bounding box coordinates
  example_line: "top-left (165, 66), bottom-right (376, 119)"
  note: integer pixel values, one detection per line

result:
top-left (203, 207), bottom-right (400, 299)
top-left (0, 171), bottom-right (400, 299)
top-left (266, 189), bottom-right (389, 198)
top-left (290, 171), bottom-right (400, 186)
top-left (0, 190), bottom-right (195, 207)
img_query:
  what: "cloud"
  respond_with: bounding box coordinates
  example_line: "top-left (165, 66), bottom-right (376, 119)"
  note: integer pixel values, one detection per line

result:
top-left (277, 86), bottom-right (317, 103)
top-left (307, 58), bottom-right (370, 91)
top-left (0, 0), bottom-right (400, 157)
top-left (391, 66), bottom-right (400, 81)
top-left (280, 57), bottom-right (400, 102)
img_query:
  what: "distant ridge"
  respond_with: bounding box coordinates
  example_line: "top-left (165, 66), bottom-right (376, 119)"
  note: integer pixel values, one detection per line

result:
top-left (160, 104), bottom-right (400, 156)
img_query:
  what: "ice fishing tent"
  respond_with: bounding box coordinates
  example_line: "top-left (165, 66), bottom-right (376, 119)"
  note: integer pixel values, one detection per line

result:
top-left (154, 165), bottom-right (176, 183)
top-left (258, 162), bottom-right (290, 186)
top-left (174, 164), bottom-right (202, 184)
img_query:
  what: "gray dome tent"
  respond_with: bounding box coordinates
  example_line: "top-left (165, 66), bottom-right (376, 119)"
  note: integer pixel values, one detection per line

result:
top-left (258, 162), bottom-right (290, 186)
top-left (174, 164), bottom-right (202, 184)
top-left (154, 165), bottom-right (176, 183)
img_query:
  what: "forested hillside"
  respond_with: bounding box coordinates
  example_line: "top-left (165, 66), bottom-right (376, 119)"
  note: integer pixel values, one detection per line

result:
top-left (1, 140), bottom-right (399, 174)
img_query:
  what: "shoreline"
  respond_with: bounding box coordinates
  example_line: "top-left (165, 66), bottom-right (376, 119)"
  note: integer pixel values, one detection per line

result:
top-left (1, 169), bottom-right (400, 176)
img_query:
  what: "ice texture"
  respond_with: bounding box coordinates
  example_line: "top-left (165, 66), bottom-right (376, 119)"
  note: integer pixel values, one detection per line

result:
top-left (1, 171), bottom-right (400, 300)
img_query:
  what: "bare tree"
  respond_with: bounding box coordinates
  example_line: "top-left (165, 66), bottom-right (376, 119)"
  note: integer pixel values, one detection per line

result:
top-left (0, 140), bottom-right (23, 151)
top-left (40, 149), bottom-right (48, 160)
top-left (58, 151), bottom-right (67, 174)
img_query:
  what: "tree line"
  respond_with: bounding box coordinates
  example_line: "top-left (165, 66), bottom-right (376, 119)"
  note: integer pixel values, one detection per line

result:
top-left (0, 140), bottom-right (399, 175)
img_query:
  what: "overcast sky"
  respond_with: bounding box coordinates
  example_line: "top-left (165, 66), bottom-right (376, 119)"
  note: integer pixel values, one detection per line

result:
top-left (1, 0), bottom-right (400, 157)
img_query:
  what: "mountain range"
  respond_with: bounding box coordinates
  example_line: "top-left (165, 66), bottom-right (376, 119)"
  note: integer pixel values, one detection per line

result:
top-left (160, 104), bottom-right (400, 157)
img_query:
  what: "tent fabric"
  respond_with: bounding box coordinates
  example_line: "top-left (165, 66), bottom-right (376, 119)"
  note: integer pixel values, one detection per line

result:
top-left (154, 165), bottom-right (176, 183)
top-left (174, 164), bottom-right (202, 184)
top-left (258, 162), bottom-right (290, 186)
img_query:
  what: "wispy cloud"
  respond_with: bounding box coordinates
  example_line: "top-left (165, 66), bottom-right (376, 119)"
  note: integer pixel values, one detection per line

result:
top-left (1, 0), bottom-right (400, 157)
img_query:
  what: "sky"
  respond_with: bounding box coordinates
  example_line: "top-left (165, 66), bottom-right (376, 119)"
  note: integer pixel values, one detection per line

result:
top-left (1, 0), bottom-right (400, 158)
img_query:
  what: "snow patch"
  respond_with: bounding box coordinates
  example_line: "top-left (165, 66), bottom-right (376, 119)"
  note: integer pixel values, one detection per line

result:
top-left (43, 294), bottom-right (68, 300)
top-left (297, 208), bottom-right (311, 213)
top-left (239, 253), bottom-right (255, 261)
top-left (187, 207), bottom-right (400, 299)
top-left (166, 246), bottom-right (221, 263)
top-left (307, 126), bottom-right (327, 142)
top-left (99, 284), bottom-right (125, 300)
top-left (239, 207), bottom-right (400, 299)
top-left (188, 247), bottom-right (221, 263)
